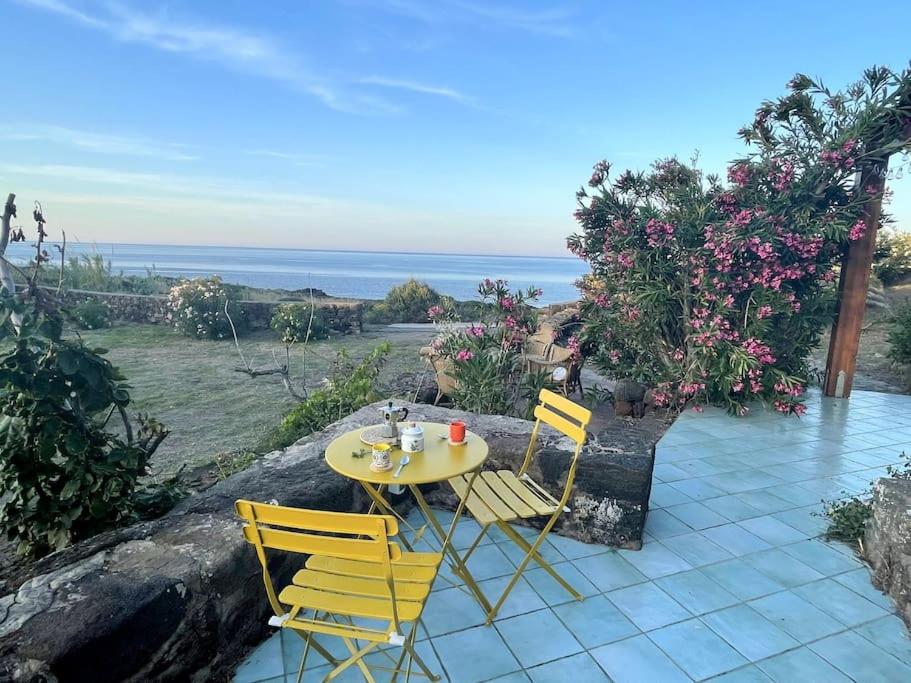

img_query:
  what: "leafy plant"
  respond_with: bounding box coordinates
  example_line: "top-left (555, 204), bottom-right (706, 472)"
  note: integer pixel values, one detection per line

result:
top-left (166, 275), bottom-right (246, 340)
top-left (72, 298), bottom-right (111, 330)
top-left (212, 451), bottom-right (259, 480)
top-left (568, 67), bottom-right (911, 416)
top-left (366, 279), bottom-right (450, 324)
top-left (28, 253), bottom-right (169, 295)
top-left (259, 342), bottom-right (391, 451)
top-left (823, 497), bottom-right (873, 544)
top-left (271, 302), bottom-right (330, 343)
top-left (888, 304), bottom-right (911, 366)
top-left (0, 288), bottom-right (168, 556)
top-left (874, 229), bottom-right (911, 285)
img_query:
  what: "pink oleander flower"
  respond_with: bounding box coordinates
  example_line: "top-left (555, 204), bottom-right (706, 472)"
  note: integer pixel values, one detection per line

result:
top-left (499, 296), bottom-right (516, 311)
top-left (848, 219), bottom-right (867, 241)
top-left (427, 305), bottom-right (444, 319)
top-left (466, 324), bottom-right (485, 338)
top-left (594, 294), bottom-right (610, 308)
top-left (692, 405), bottom-right (704, 413)
top-left (727, 163), bottom-right (752, 187)
top-left (609, 350), bottom-right (620, 362)
top-left (455, 349), bottom-right (474, 362)
top-left (672, 348), bottom-right (685, 362)
top-left (757, 305), bottom-right (773, 319)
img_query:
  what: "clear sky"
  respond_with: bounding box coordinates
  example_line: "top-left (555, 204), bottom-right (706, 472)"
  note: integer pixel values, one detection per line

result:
top-left (1, 0), bottom-right (909, 256)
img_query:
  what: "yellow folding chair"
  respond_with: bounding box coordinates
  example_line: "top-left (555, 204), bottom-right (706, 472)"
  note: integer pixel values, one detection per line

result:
top-left (447, 388), bottom-right (592, 623)
top-left (236, 499), bottom-right (443, 682)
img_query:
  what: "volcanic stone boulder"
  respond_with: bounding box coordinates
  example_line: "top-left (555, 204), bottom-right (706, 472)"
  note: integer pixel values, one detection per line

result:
top-left (0, 401), bottom-right (655, 682)
top-left (864, 476), bottom-right (911, 627)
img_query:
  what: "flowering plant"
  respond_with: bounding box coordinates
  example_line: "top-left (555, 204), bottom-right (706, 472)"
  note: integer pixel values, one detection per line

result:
top-left (166, 275), bottom-right (245, 340)
top-left (568, 68), bottom-right (911, 415)
top-left (271, 303), bottom-right (330, 344)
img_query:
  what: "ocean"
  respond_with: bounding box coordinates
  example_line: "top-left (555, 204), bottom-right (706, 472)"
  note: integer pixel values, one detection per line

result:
top-left (6, 242), bottom-right (587, 305)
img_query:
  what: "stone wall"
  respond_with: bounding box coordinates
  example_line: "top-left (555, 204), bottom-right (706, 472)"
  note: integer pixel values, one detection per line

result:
top-left (0, 401), bottom-right (654, 682)
top-left (864, 476), bottom-right (911, 627)
top-left (47, 287), bottom-right (364, 334)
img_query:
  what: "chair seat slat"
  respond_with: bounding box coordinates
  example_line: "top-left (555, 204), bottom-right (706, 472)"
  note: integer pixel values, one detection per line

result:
top-left (279, 585), bottom-right (423, 622)
top-left (292, 568), bottom-right (430, 601)
top-left (479, 471), bottom-right (540, 518)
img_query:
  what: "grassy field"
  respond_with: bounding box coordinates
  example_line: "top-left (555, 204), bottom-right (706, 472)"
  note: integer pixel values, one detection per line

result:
top-left (79, 323), bottom-right (433, 478)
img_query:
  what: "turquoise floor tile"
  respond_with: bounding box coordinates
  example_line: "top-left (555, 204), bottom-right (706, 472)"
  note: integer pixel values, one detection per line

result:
top-left (589, 635), bottom-right (690, 683)
top-left (700, 558), bottom-right (786, 601)
top-left (649, 618), bottom-right (747, 680)
top-left (460, 543), bottom-right (516, 581)
top-left (701, 604), bottom-right (799, 661)
top-left (659, 531), bottom-right (733, 567)
top-left (668, 477), bottom-right (727, 501)
top-left (606, 582), bottom-right (691, 631)
top-left (527, 652), bottom-right (610, 682)
top-left (280, 628), bottom-right (357, 673)
top-left (480, 575), bottom-right (548, 620)
top-left (831, 568), bottom-right (893, 609)
top-left (768, 482), bottom-right (830, 507)
top-left (571, 552), bottom-right (647, 593)
top-left (618, 540), bottom-right (692, 579)
top-left (523, 561), bottom-right (600, 605)
top-left (809, 630), bottom-right (911, 681)
top-left (707, 665), bottom-right (772, 682)
top-left (736, 515), bottom-right (807, 546)
top-left (741, 549), bottom-right (824, 587)
top-left (665, 501), bottom-right (729, 530)
top-left (420, 585), bottom-right (487, 637)
top-left (495, 608), bottom-right (584, 669)
top-left (747, 590), bottom-right (844, 642)
top-left (552, 594), bottom-right (639, 649)
top-left (731, 490), bottom-right (794, 515)
top-left (545, 532), bottom-right (609, 560)
top-left (234, 633), bottom-right (284, 683)
top-left (853, 614), bottom-right (911, 662)
top-left (756, 647), bottom-right (851, 683)
top-left (489, 673), bottom-right (532, 682)
top-left (644, 509), bottom-right (693, 538)
top-left (702, 523), bottom-right (773, 556)
top-left (792, 578), bottom-right (888, 626)
top-left (432, 624), bottom-right (521, 683)
top-left (649, 482), bottom-right (695, 508)
top-left (498, 536), bottom-right (566, 567)
top-left (769, 507), bottom-right (827, 537)
top-left (702, 494), bottom-right (765, 522)
top-left (655, 569), bottom-right (740, 615)
top-left (777, 539), bottom-right (861, 576)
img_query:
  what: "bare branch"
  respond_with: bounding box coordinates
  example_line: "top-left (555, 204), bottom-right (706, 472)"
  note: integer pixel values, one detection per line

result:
top-left (0, 193), bottom-right (21, 330)
top-left (56, 230), bottom-right (66, 294)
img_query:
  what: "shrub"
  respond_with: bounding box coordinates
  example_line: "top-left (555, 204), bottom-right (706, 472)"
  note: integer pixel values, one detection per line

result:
top-left (271, 303), bottom-right (330, 343)
top-left (888, 304), bottom-right (911, 366)
top-left (167, 275), bottom-right (245, 340)
top-left (0, 289), bottom-right (167, 556)
top-left (874, 229), bottom-right (911, 285)
top-left (367, 279), bottom-right (448, 324)
top-left (568, 68), bottom-right (910, 416)
top-left (260, 343), bottom-right (390, 451)
top-left (72, 298), bottom-right (111, 330)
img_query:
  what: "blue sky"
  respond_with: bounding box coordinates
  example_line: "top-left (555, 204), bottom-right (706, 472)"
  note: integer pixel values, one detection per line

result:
top-left (1, 0), bottom-right (909, 256)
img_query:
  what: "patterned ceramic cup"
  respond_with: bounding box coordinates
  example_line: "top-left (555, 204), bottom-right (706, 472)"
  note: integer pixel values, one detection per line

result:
top-left (372, 443), bottom-right (392, 470)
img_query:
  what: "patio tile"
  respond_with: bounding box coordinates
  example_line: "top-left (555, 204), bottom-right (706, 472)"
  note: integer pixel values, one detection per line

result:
top-left (606, 582), bottom-right (691, 631)
top-left (420, 585), bottom-right (487, 637)
top-left (649, 618), bottom-right (747, 680)
top-left (571, 552), bottom-right (647, 593)
top-left (741, 549), bottom-right (824, 587)
top-left (668, 477), bottom-right (727, 501)
top-left (831, 568), bottom-right (894, 609)
top-left (498, 537), bottom-right (566, 568)
top-left (654, 463), bottom-right (692, 482)
top-left (700, 558), bottom-right (786, 601)
top-left (703, 470), bottom-right (786, 495)
top-left (756, 647), bottom-right (851, 683)
top-left (618, 541), bottom-right (692, 579)
top-left (489, 673), bottom-right (532, 682)
top-left (702, 523), bottom-right (773, 556)
top-left (769, 506), bottom-right (827, 537)
top-left (234, 632), bottom-right (284, 683)
top-left (589, 635), bottom-right (690, 683)
top-left (665, 501), bottom-right (729, 530)
top-left (552, 595), bottom-right (639, 649)
top-left (853, 614), bottom-right (911, 662)
top-left (792, 578), bottom-right (888, 626)
top-left (732, 491), bottom-right (794, 515)
top-left (461, 543), bottom-right (516, 581)
top-left (701, 604), bottom-right (799, 661)
top-left (655, 569), bottom-right (740, 615)
top-left (702, 494), bottom-right (765, 522)
top-left (736, 515), bottom-right (807, 546)
top-left (777, 539), bottom-right (861, 576)
top-left (433, 624), bottom-right (521, 683)
top-left (649, 482), bottom-right (695, 508)
top-left (762, 483), bottom-right (822, 507)
top-left (809, 630), bottom-right (911, 681)
top-left (545, 533), bottom-right (608, 560)
top-left (523, 561), bottom-right (600, 605)
top-left (707, 665), bottom-right (772, 682)
top-left (659, 531), bottom-right (734, 567)
top-left (480, 575), bottom-right (547, 620)
top-left (644, 509), bottom-right (693, 539)
top-left (747, 590), bottom-right (843, 642)
top-left (527, 653), bottom-right (610, 682)
top-left (495, 608), bottom-right (583, 669)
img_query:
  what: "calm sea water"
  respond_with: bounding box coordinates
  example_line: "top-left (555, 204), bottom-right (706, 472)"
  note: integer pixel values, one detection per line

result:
top-left (7, 242), bottom-right (587, 305)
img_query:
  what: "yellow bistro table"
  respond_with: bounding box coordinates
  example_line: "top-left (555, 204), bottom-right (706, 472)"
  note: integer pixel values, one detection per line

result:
top-left (325, 422), bottom-right (493, 613)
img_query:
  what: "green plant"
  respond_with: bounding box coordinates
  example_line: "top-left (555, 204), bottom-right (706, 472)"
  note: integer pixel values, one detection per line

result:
top-left (0, 288), bottom-right (168, 556)
top-left (874, 229), bottom-right (911, 285)
top-left (271, 302), bottom-right (330, 343)
top-left (568, 67), bottom-right (911, 416)
top-left (260, 342), bottom-right (391, 451)
top-left (888, 304), bottom-right (911, 366)
top-left (212, 451), bottom-right (259, 480)
top-left (366, 279), bottom-right (449, 324)
top-left (133, 466), bottom-right (188, 518)
top-left (823, 497), bottom-right (873, 544)
top-left (166, 275), bottom-right (245, 340)
top-left (72, 298), bottom-right (111, 330)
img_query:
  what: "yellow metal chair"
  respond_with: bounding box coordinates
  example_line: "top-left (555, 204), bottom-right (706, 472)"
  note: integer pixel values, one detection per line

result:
top-left (447, 388), bottom-right (592, 623)
top-left (236, 500), bottom-right (443, 682)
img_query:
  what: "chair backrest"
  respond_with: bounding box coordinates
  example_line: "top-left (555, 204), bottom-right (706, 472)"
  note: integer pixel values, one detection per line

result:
top-left (236, 500), bottom-right (401, 617)
top-left (525, 328), bottom-right (555, 357)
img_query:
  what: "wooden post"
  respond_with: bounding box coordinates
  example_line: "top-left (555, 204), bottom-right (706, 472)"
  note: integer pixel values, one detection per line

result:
top-left (823, 160), bottom-right (888, 398)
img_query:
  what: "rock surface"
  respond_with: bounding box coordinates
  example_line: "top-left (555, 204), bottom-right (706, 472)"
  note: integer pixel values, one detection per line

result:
top-left (0, 401), bottom-right (655, 681)
top-left (864, 476), bottom-right (911, 627)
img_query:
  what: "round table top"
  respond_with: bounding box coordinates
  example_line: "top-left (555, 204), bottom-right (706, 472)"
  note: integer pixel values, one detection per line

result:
top-left (325, 422), bottom-right (489, 485)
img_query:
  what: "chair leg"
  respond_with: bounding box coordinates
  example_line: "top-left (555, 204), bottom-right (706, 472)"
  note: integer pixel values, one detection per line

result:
top-left (460, 523), bottom-right (491, 563)
top-left (433, 389), bottom-right (442, 406)
top-left (499, 522), bottom-right (582, 601)
top-left (325, 640), bottom-right (379, 682)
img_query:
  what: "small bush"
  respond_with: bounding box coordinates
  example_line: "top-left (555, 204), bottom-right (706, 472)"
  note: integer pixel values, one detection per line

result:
top-left (271, 303), bottom-right (330, 343)
top-left (874, 229), bottom-right (911, 285)
top-left (367, 279), bottom-right (448, 324)
top-left (823, 497), bottom-right (872, 544)
top-left (72, 298), bottom-right (111, 330)
top-left (167, 276), bottom-right (245, 340)
top-left (888, 304), bottom-right (911, 366)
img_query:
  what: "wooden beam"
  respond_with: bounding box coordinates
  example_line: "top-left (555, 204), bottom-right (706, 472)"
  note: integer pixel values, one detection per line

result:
top-left (823, 160), bottom-right (888, 397)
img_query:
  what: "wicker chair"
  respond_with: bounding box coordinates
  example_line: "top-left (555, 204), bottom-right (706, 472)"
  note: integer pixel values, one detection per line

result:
top-left (419, 346), bottom-right (459, 405)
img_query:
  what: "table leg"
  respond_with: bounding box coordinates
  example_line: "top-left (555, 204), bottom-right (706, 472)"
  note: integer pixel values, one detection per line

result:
top-left (357, 481), bottom-right (417, 553)
top-left (408, 469), bottom-right (492, 614)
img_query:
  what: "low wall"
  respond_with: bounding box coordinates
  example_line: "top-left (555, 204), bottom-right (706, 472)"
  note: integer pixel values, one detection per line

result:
top-left (0, 401), bottom-right (655, 681)
top-left (48, 288), bottom-right (364, 335)
top-left (864, 477), bottom-right (911, 627)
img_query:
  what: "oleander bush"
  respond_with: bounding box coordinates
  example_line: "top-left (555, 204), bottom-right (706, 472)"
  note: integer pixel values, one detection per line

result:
top-left (166, 275), bottom-right (246, 339)
top-left (874, 229), bottom-right (911, 285)
top-left (366, 278), bottom-right (450, 324)
top-left (888, 304), bottom-right (911, 366)
top-left (72, 298), bottom-right (111, 330)
top-left (271, 302), bottom-right (330, 343)
top-left (568, 67), bottom-right (911, 416)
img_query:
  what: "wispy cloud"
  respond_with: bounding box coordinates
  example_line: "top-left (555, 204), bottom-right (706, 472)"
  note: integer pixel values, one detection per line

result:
top-left (0, 124), bottom-right (198, 161)
top-left (355, 77), bottom-right (474, 104)
top-left (245, 149), bottom-right (329, 167)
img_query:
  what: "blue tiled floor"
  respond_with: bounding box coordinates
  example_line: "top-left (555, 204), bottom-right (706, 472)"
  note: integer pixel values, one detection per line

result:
top-left (235, 389), bottom-right (911, 682)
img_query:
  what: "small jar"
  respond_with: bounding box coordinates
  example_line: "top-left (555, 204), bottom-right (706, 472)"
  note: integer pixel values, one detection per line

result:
top-left (401, 423), bottom-right (425, 453)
